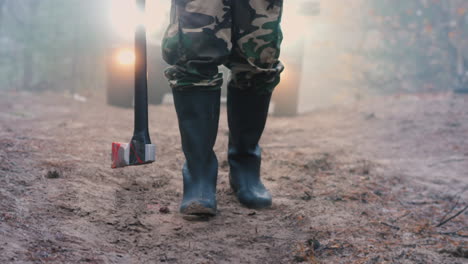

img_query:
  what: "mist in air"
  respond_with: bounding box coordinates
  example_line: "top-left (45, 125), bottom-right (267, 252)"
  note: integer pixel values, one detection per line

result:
top-left (1, 1), bottom-right (467, 263)
top-left (0, 0), bottom-right (466, 111)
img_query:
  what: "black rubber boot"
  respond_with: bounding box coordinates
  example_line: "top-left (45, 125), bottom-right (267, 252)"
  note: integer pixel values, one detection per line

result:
top-left (227, 86), bottom-right (273, 209)
top-left (172, 89), bottom-right (221, 216)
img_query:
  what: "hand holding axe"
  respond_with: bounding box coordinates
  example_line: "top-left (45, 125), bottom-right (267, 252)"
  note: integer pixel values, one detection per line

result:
top-left (111, 0), bottom-right (156, 168)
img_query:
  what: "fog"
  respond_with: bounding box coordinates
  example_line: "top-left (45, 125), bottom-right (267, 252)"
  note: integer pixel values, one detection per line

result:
top-left (1, 1), bottom-right (467, 262)
top-left (0, 0), bottom-right (466, 113)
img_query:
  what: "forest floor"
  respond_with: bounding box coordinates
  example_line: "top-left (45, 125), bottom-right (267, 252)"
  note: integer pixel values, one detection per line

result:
top-left (0, 91), bottom-right (467, 264)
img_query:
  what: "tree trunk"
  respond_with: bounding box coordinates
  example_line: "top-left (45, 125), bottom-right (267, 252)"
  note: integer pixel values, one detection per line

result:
top-left (0, 0), bottom-right (6, 25)
top-left (22, 50), bottom-right (32, 90)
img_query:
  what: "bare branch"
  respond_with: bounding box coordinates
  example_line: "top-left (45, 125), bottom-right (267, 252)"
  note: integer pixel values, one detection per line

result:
top-left (436, 205), bottom-right (468, 227)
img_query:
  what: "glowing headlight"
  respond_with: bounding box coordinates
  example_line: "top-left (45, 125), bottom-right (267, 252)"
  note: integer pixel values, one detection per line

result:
top-left (116, 49), bottom-right (135, 66)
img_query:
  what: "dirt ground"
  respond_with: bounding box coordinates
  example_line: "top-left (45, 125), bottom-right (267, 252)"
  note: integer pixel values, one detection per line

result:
top-left (0, 91), bottom-right (467, 264)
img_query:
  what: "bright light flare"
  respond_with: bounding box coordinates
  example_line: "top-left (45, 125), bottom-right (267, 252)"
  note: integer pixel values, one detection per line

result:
top-left (109, 0), bottom-right (171, 40)
top-left (109, 0), bottom-right (139, 39)
top-left (116, 49), bottom-right (136, 66)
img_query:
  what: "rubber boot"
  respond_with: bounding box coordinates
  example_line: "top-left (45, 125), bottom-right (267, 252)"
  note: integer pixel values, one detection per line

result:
top-left (172, 89), bottom-right (220, 216)
top-left (227, 87), bottom-right (273, 209)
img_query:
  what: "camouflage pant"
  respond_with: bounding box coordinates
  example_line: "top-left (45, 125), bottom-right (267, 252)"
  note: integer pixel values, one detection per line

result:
top-left (162, 0), bottom-right (284, 94)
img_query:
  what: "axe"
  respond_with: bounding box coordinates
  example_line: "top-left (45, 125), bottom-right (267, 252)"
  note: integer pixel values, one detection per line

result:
top-left (111, 0), bottom-right (155, 168)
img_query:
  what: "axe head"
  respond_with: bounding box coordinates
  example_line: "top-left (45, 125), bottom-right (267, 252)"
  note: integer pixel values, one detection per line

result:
top-left (111, 141), bottom-right (155, 168)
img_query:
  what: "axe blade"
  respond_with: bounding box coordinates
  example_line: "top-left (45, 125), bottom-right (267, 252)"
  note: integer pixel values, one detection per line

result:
top-left (111, 142), bottom-right (155, 168)
top-left (111, 142), bottom-right (129, 168)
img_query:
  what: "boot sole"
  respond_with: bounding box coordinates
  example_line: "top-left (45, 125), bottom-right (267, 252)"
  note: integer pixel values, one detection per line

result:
top-left (180, 202), bottom-right (217, 216)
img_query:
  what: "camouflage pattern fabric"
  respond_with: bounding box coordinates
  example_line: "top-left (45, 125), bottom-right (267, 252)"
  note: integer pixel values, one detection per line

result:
top-left (162, 0), bottom-right (284, 94)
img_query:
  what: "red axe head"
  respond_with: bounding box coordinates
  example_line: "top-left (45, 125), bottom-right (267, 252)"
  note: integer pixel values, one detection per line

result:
top-left (111, 140), bottom-right (155, 168)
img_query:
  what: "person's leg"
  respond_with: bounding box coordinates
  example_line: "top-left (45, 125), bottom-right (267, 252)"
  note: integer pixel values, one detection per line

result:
top-left (162, 0), bottom-right (232, 91)
top-left (162, 0), bottom-right (231, 215)
top-left (226, 0), bottom-right (284, 209)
